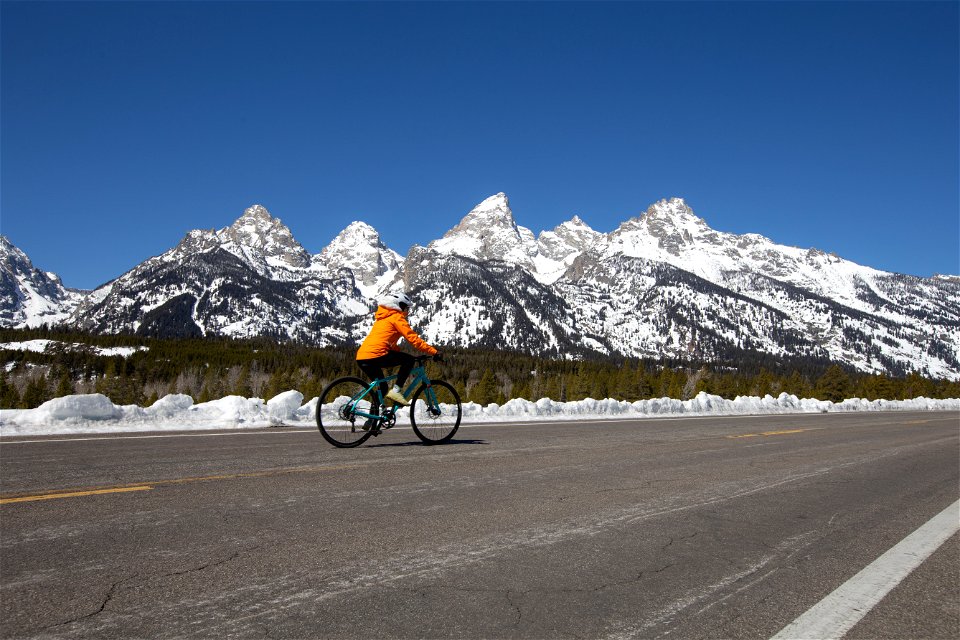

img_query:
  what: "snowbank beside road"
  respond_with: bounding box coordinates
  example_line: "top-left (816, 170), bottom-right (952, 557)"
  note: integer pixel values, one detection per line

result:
top-left (1, 391), bottom-right (957, 437)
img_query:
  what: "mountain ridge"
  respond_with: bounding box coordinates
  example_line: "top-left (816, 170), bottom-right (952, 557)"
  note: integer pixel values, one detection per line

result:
top-left (2, 196), bottom-right (958, 380)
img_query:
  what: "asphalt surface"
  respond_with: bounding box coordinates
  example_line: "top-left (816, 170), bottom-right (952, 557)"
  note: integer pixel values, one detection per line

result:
top-left (1, 411), bottom-right (957, 639)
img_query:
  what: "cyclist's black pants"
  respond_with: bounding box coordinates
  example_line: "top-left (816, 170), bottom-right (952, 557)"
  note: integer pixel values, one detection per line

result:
top-left (357, 351), bottom-right (414, 406)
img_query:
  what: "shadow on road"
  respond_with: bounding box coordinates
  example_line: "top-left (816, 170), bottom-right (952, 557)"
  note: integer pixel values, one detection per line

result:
top-left (365, 438), bottom-right (489, 448)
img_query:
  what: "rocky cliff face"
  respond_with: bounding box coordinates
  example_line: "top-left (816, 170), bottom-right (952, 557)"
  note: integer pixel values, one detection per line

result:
top-left (0, 236), bottom-right (85, 328)
top-left (315, 221), bottom-right (402, 297)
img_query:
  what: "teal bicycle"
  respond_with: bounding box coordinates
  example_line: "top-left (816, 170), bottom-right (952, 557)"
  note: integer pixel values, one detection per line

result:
top-left (316, 355), bottom-right (462, 447)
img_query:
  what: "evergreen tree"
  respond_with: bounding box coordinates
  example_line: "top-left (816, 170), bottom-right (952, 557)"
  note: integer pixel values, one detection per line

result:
top-left (936, 378), bottom-right (960, 399)
top-left (264, 368), bottom-right (293, 401)
top-left (511, 377), bottom-right (532, 401)
top-left (0, 370), bottom-right (20, 409)
top-left (470, 369), bottom-right (499, 405)
top-left (784, 371), bottom-right (813, 399)
top-left (636, 369), bottom-right (654, 399)
top-left (900, 372), bottom-right (935, 399)
top-left (814, 365), bottom-right (852, 403)
top-left (753, 368), bottom-right (775, 397)
top-left (712, 372), bottom-right (742, 399)
top-left (666, 369), bottom-right (686, 399)
top-left (20, 373), bottom-right (50, 409)
top-left (55, 370), bottom-right (75, 398)
top-left (613, 362), bottom-right (639, 401)
top-left (855, 374), bottom-right (897, 400)
top-left (232, 363), bottom-right (253, 398)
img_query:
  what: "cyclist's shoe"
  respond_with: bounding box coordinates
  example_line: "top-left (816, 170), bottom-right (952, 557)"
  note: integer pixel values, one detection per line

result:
top-left (386, 387), bottom-right (410, 406)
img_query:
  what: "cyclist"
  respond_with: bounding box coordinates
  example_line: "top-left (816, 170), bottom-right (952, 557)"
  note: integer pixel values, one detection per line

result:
top-left (356, 291), bottom-right (440, 416)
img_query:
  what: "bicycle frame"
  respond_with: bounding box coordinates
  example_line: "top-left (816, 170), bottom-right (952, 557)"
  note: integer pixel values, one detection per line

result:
top-left (348, 359), bottom-right (437, 421)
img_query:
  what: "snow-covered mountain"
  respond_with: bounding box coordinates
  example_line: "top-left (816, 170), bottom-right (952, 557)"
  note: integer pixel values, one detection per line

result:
top-left (0, 236), bottom-right (86, 328)
top-left (66, 205), bottom-right (368, 341)
top-left (315, 221), bottom-right (402, 298)
top-left (403, 195), bottom-right (960, 378)
top-left (3, 197), bottom-right (958, 379)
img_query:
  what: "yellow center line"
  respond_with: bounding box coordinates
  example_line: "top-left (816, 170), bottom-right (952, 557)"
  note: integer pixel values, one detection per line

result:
top-left (727, 428), bottom-right (810, 439)
top-left (0, 486), bottom-right (153, 504)
top-left (0, 462), bottom-right (363, 506)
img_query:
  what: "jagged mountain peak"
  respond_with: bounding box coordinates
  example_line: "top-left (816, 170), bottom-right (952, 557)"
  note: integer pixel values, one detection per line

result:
top-left (246, 203), bottom-right (269, 216)
top-left (447, 192), bottom-right (517, 232)
top-left (216, 204), bottom-right (310, 274)
top-left (1, 235), bottom-right (69, 289)
top-left (224, 204), bottom-right (298, 245)
top-left (1, 235), bottom-right (83, 328)
top-left (471, 192), bottom-right (511, 215)
top-left (237, 203), bottom-right (272, 221)
top-left (550, 215), bottom-right (594, 233)
top-left (1, 235), bottom-right (27, 262)
top-left (646, 197), bottom-right (692, 215)
top-left (539, 216), bottom-right (602, 253)
top-left (2, 236), bottom-right (36, 283)
top-left (640, 197), bottom-right (709, 230)
top-left (429, 193), bottom-right (537, 266)
top-left (150, 204), bottom-right (312, 279)
top-left (607, 198), bottom-right (717, 259)
top-left (327, 221), bottom-right (383, 246)
top-left (4, 197), bottom-right (957, 381)
top-left (533, 216), bottom-right (605, 284)
top-left (318, 221), bottom-right (401, 294)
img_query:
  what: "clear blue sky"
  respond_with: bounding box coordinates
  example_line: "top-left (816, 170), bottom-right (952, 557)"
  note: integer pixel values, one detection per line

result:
top-left (2, 1), bottom-right (957, 289)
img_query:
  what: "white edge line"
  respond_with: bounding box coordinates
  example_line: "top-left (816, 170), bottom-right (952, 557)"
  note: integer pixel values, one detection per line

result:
top-left (771, 498), bottom-right (960, 640)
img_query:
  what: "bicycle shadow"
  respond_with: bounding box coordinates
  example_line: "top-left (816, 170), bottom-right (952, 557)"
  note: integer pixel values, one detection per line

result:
top-left (365, 438), bottom-right (489, 448)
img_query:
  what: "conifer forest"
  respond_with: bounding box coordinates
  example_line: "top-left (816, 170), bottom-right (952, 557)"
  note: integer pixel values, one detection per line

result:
top-left (1, 328), bottom-right (957, 411)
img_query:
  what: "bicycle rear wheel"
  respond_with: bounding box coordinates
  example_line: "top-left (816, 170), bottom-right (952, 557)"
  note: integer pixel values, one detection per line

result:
top-left (317, 377), bottom-right (376, 448)
top-left (410, 380), bottom-right (461, 445)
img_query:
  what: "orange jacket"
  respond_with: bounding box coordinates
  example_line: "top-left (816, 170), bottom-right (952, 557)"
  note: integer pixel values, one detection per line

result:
top-left (356, 306), bottom-right (438, 360)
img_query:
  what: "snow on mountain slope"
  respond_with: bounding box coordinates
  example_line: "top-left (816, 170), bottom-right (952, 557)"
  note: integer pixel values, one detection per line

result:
top-left (67, 206), bottom-right (371, 342)
top-left (429, 193), bottom-right (538, 269)
top-left (606, 198), bottom-right (891, 315)
top-left (0, 235), bottom-right (85, 328)
top-left (389, 245), bottom-right (607, 357)
top-left (4, 196), bottom-right (958, 380)
top-left (215, 204), bottom-right (312, 278)
top-left (155, 204), bottom-right (311, 281)
top-left (315, 221), bottom-right (402, 298)
top-left (534, 216), bottom-right (604, 284)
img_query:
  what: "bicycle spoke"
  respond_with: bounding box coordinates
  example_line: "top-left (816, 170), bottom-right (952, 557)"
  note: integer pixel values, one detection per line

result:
top-left (317, 377), bottom-right (377, 448)
top-left (410, 380), bottom-right (461, 445)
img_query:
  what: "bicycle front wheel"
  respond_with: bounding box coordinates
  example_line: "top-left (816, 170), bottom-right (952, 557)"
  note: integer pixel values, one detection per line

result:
top-left (317, 377), bottom-right (375, 448)
top-left (410, 380), bottom-right (462, 445)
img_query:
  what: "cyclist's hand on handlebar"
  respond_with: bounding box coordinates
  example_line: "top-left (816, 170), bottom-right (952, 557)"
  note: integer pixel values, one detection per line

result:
top-left (433, 351), bottom-right (444, 363)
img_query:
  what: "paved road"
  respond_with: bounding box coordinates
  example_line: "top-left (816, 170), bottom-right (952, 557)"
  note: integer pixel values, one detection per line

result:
top-left (1, 411), bottom-right (957, 639)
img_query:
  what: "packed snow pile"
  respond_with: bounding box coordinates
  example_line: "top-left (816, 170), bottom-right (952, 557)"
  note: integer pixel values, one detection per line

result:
top-left (1, 391), bottom-right (957, 437)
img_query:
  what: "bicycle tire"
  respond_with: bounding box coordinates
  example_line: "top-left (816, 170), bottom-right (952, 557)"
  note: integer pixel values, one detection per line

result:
top-left (317, 376), bottom-right (376, 448)
top-left (410, 379), bottom-right (462, 445)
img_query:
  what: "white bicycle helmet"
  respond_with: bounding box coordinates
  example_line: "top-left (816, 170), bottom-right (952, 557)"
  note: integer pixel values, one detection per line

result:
top-left (378, 290), bottom-right (413, 312)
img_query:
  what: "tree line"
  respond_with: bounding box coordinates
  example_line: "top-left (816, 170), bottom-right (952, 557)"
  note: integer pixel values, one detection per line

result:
top-left (1, 327), bottom-right (957, 410)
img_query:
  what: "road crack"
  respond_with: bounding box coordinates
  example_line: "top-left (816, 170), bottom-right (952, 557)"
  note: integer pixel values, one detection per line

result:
top-left (159, 544), bottom-right (261, 580)
top-left (41, 572), bottom-right (139, 631)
